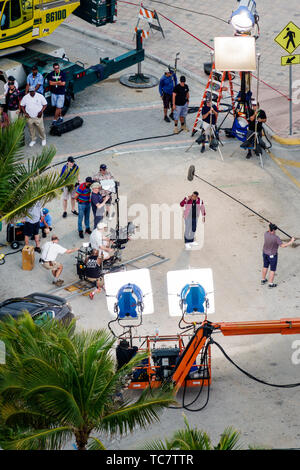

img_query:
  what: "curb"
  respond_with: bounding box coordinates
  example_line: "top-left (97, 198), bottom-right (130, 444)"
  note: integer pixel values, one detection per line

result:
top-left (271, 134), bottom-right (300, 146)
top-left (62, 23), bottom-right (300, 147)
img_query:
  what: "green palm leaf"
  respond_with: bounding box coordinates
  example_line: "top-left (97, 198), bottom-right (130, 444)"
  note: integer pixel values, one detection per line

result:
top-left (0, 120), bottom-right (76, 222)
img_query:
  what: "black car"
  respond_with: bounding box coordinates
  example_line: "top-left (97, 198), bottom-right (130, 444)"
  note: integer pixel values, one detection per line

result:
top-left (0, 292), bottom-right (74, 326)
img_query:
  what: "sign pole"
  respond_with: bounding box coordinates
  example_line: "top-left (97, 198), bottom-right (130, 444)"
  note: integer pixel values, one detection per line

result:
top-left (289, 65), bottom-right (293, 135)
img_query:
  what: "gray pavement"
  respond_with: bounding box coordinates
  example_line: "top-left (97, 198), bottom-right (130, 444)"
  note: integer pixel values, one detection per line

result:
top-left (1, 21), bottom-right (300, 450)
top-left (64, 0), bottom-right (300, 138)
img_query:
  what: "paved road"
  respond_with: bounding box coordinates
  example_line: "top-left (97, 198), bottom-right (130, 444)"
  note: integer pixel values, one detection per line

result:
top-left (65, 0), bottom-right (300, 137)
top-left (1, 26), bottom-right (300, 450)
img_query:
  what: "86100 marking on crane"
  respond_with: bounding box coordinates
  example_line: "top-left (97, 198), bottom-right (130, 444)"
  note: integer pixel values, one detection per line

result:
top-left (46, 10), bottom-right (67, 23)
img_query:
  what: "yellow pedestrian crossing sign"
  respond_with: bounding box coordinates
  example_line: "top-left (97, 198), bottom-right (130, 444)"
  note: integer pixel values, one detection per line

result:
top-left (281, 54), bottom-right (300, 66)
top-left (274, 22), bottom-right (300, 54)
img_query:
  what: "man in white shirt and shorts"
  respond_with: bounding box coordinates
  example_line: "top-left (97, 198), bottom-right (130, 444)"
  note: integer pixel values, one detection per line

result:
top-left (41, 235), bottom-right (78, 286)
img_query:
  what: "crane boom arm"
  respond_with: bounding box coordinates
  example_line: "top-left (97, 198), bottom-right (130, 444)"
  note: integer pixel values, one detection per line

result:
top-left (170, 318), bottom-right (300, 392)
top-left (215, 318), bottom-right (300, 336)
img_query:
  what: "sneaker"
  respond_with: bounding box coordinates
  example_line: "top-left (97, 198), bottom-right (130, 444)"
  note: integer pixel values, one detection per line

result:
top-left (201, 145), bottom-right (205, 153)
top-left (174, 126), bottom-right (179, 134)
top-left (190, 241), bottom-right (199, 246)
top-left (29, 140), bottom-right (36, 147)
top-left (268, 283), bottom-right (277, 288)
top-left (71, 210), bottom-right (79, 216)
top-left (41, 139), bottom-right (46, 146)
top-left (181, 124), bottom-right (189, 132)
top-left (57, 117), bottom-right (63, 124)
top-left (185, 243), bottom-right (192, 250)
top-left (52, 120), bottom-right (57, 126)
top-left (89, 291), bottom-right (95, 300)
top-left (85, 228), bottom-right (92, 235)
top-left (79, 231), bottom-right (84, 239)
top-left (164, 116), bottom-right (171, 123)
top-left (246, 152), bottom-right (252, 159)
top-left (34, 247), bottom-right (41, 253)
top-left (62, 211), bottom-right (67, 218)
top-left (261, 279), bottom-right (267, 285)
top-left (53, 279), bottom-right (64, 287)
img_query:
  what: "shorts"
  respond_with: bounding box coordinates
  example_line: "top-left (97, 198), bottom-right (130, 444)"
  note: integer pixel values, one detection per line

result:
top-left (42, 261), bottom-right (62, 271)
top-left (263, 253), bottom-right (278, 272)
top-left (24, 221), bottom-right (40, 237)
top-left (51, 93), bottom-right (65, 109)
top-left (86, 276), bottom-right (104, 286)
top-left (63, 186), bottom-right (76, 200)
top-left (202, 121), bottom-right (216, 132)
top-left (174, 103), bottom-right (188, 121)
top-left (162, 92), bottom-right (172, 109)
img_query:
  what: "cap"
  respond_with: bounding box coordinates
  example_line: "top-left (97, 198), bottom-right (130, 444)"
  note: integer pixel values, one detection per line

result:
top-left (67, 156), bottom-right (75, 163)
top-left (91, 182), bottom-right (101, 189)
top-left (29, 86), bottom-right (35, 92)
top-left (100, 164), bottom-right (107, 170)
top-left (252, 100), bottom-right (257, 105)
top-left (180, 75), bottom-right (186, 82)
top-left (42, 208), bottom-right (49, 215)
top-left (97, 222), bottom-right (108, 230)
top-left (85, 176), bottom-right (93, 184)
top-left (7, 76), bottom-right (15, 81)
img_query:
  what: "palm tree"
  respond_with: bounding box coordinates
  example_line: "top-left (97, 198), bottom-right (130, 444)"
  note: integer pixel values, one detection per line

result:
top-left (0, 314), bottom-right (176, 450)
top-left (143, 416), bottom-right (242, 450)
top-left (0, 119), bottom-right (76, 222)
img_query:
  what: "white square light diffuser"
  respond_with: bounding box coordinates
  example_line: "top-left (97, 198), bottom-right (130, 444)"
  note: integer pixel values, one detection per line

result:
top-left (214, 36), bottom-right (256, 71)
top-left (100, 179), bottom-right (116, 193)
top-left (104, 268), bottom-right (154, 317)
top-left (167, 268), bottom-right (215, 317)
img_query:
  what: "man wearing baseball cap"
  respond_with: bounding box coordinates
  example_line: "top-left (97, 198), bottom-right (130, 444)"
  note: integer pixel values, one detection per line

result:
top-left (93, 164), bottom-right (115, 220)
top-left (75, 177), bottom-right (93, 238)
top-left (240, 100), bottom-right (267, 159)
top-left (90, 221), bottom-right (114, 260)
top-left (261, 223), bottom-right (295, 288)
top-left (20, 85), bottom-right (47, 147)
top-left (60, 156), bottom-right (80, 218)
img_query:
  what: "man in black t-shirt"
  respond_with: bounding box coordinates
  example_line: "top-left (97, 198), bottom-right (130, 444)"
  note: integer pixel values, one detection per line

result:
top-left (172, 75), bottom-right (190, 133)
top-left (200, 98), bottom-right (219, 153)
top-left (84, 249), bottom-right (104, 300)
top-left (47, 63), bottom-right (66, 125)
top-left (241, 100), bottom-right (267, 159)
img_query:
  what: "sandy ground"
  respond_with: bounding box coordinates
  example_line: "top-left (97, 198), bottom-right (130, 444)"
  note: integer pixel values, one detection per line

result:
top-left (1, 27), bottom-right (300, 450)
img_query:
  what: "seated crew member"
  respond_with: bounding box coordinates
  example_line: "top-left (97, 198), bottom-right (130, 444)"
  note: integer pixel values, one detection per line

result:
top-left (84, 249), bottom-right (104, 300)
top-left (90, 221), bottom-right (114, 260)
top-left (116, 339), bottom-right (138, 370)
top-left (200, 97), bottom-right (219, 153)
top-left (240, 100), bottom-right (267, 159)
top-left (40, 235), bottom-right (78, 286)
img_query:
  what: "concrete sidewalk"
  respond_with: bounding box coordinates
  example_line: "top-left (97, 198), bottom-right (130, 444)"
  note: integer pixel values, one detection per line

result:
top-left (64, 0), bottom-right (300, 142)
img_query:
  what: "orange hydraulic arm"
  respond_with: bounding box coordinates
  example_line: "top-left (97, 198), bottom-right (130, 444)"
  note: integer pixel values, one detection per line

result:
top-left (215, 318), bottom-right (300, 336)
top-left (171, 318), bottom-right (300, 391)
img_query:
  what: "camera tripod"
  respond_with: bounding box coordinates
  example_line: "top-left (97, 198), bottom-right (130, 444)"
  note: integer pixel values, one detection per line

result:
top-left (186, 122), bottom-right (224, 161)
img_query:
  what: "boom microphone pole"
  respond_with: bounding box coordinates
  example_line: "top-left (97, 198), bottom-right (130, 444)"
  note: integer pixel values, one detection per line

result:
top-left (187, 165), bottom-right (295, 240)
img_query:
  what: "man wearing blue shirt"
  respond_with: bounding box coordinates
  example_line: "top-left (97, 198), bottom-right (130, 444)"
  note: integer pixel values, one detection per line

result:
top-left (26, 66), bottom-right (44, 95)
top-left (159, 69), bottom-right (177, 123)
